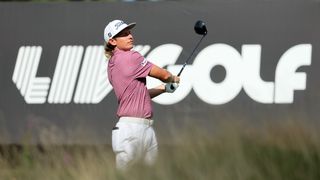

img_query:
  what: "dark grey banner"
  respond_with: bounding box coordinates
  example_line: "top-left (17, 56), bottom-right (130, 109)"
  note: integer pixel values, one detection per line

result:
top-left (0, 1), bottom-right (319, 144)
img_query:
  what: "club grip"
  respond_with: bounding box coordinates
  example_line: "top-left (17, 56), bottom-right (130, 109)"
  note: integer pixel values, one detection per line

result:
top-left (170, 83), bottom-right (175, 90)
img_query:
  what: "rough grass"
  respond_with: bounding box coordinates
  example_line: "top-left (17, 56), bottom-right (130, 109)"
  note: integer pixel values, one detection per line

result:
top-left (0, 120), bottom-right (320, 180)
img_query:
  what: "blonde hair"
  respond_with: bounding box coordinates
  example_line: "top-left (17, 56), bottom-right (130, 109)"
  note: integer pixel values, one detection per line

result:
top-left (104, 42), bottom-right (116, 59)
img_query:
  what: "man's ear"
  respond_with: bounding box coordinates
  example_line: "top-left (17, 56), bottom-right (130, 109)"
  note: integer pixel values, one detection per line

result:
top-left (109, 39), bottom-right (117, 46)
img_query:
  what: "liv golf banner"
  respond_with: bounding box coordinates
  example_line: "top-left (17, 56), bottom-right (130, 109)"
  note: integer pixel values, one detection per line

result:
top-left (0, 1), bottom-right (319, 144)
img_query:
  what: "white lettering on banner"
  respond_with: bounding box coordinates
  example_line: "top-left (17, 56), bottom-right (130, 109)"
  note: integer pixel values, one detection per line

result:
top-left (192, 44), bottom-right (243, 105)
top-left (48, 46), bottom-right (84, 103)
top-left (12, 46), bottom-right (50, 103)
top-left (12, 44), bottom-right (312, 104)
top-left (274, 44), bottom-right (312, 103)
top-left (189, 44), bottom-right (274, 104)
top-left (242, 45), bottom-right (274, 103)
top-left (133, 45), bottom-right (151, 56)
top-left (74, 46), bottom-right (113, 104)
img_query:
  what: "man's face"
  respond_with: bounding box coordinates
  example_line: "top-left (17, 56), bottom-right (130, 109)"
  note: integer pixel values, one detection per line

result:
top-left (110, 28), bottom-right (134, 51)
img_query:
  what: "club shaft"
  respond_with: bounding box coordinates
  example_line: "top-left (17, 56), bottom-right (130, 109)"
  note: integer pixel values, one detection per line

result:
top-left (177, 34), bottom-right (206, 77)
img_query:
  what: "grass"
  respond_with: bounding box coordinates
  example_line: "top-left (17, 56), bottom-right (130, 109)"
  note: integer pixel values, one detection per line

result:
top-left (0, 120), bottom-right (320, 180)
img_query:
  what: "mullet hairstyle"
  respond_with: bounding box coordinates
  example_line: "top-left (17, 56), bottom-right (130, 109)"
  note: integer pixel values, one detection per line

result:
top-left (104, 42), bottom-right (116, 59)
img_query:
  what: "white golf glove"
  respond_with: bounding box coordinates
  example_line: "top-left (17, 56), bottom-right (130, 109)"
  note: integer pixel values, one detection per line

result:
top-left (165, 83), bottom-right (179, 93)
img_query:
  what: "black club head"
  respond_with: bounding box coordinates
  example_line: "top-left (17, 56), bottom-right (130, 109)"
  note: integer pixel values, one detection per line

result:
top-left (194, 20), bottom-right (207, 36)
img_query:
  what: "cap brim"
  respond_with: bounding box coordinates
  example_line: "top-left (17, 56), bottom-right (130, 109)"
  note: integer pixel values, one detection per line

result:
top-left (112, 22), bottom-right (136, 38)
top-left (127, 22), bottom-right (136, 30)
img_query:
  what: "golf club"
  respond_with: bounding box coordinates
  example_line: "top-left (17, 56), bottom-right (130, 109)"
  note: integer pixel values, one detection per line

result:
top-left (177, 20), bottom-right (207, 77)
top-left (170, 20), bottom-right (207, 90)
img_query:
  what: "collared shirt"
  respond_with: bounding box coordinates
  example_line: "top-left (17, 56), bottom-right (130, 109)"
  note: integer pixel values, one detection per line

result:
top-left (108, 49), bottom-right (154, 118)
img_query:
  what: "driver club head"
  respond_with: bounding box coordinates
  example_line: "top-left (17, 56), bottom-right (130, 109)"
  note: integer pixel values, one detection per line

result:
top-left (194, 20), bottom-right (207, 36)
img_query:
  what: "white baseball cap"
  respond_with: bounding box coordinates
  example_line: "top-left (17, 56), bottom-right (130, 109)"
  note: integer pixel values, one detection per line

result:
top-left (104, 20), bottom-right (136, 42)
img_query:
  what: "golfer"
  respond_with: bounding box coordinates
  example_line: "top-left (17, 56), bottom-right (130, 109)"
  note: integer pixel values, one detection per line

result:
top-left (104, 19), bottom-right (180, 170)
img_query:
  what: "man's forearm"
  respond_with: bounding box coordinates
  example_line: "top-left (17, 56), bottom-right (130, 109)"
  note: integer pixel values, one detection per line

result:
top-left (148, 84), bottom-right (165, 99)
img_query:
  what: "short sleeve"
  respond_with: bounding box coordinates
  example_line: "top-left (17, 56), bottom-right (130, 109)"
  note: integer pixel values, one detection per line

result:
top-left (125, 51), bottom-right (153, 78)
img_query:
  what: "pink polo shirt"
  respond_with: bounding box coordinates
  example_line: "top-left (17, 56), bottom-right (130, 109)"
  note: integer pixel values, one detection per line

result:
top-left (107, 49), bottom-right (154, 118)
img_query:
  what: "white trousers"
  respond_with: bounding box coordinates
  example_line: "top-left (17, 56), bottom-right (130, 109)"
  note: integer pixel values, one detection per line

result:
top-left (112, 117), bottom-right (158, 170)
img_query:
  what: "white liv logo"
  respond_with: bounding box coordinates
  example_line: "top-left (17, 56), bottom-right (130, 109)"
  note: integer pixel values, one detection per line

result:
top-left (12, 44), bottom-right (312, 104)
top-left (12, 45), bottom-right (113, 104)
